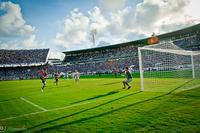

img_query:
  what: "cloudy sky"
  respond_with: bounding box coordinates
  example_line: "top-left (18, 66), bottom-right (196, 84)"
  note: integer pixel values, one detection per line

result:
top-left (0, 0), bottom-right (200, 59)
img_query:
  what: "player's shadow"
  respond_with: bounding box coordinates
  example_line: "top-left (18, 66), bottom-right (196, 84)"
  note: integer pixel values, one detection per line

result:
top-left (24, 80), bottom-right (192, 132)
top-left (48, 84), bottom-right (71, 88)
top-left (24, 91), bottom-right (140, 132)
top-left (71, 90), bottom-right (119, 104)
top-left (103, 81), bottom-right (121, 85)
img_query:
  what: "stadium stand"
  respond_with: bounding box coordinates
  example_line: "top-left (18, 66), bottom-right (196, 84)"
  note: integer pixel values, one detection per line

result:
top-left (0, 49), bottom-right (50, 80)
top-left (62, 24), bottom-right (200, 74)
top-left (1, 24), bottom-right (200, 80)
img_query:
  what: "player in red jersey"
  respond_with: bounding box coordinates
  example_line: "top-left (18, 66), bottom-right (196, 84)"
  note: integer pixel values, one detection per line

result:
top-left (54, 70), bottom-right (59, 85)
top-left (38, 68), bottom-right (48, 92)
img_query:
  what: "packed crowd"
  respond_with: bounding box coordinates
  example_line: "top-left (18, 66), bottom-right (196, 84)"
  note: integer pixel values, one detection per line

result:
top-left (62, 57), bottom-right (138, 74)
top-left (173, 34), bottom-right (200, 51)
top-left (0, 49), bottom-right (49, 65)
top-left (0, 66), bottom-right (46, 80)
top-left (0, 49), bottom-right (49, 80)
top-left (62, 44), bottom-right (140, 74)
top-left (65, 45), bottom-right (139, 64)
top-left (0, 29), bottom-right (200, 80)
top-left (63, 33), bottom-right (200, 74)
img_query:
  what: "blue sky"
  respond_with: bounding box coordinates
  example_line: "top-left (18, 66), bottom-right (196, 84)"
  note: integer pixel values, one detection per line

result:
top-left (0, 0), bottom-right (200, 59)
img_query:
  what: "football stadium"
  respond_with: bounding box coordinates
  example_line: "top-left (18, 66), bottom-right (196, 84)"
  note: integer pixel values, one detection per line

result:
top-left (0, 0), bottom-right (200, 132)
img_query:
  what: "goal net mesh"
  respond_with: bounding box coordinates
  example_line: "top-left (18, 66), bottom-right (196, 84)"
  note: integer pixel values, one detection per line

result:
top-left (138, 42), bottom-right (200, 91)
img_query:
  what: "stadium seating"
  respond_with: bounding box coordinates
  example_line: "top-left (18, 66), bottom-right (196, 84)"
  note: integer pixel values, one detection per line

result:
top-left (62, 29), bottom-right (200, 74)
top-left (0, 49), bottom-right (49, 80)
top-left (0, 49), bottom-right (49, 66)
top-left (1, 24), bottom-right (200, 80)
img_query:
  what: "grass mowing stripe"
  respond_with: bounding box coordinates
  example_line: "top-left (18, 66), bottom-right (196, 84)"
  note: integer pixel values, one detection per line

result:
top-left (0, 91), bottom-right (137, 121)
top-left (20, 97), bottom-right (48, 111)
top-left (0, 97), bottom-right (19, 103)
top-left (174, 84), bottom-right (200, 92)
top-left (1, 82), bottom-right (198, 122)
top-left (49, 91), bottom-right (139, 112)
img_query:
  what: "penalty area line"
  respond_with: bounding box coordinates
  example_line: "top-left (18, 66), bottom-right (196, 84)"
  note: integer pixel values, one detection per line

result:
top-left (0, 92), bottom-right (137, 121)
top-left (0, 110), bottom-right (46, 121)
top-left (20, 97), bottom-right (48, 111)
top-left (0, 83), bottom-right (199, 122)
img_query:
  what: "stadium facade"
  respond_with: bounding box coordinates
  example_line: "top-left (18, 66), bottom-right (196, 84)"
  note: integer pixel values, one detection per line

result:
top-left (0, 49), bottom-right (50, 80)
top-left (0, 24), bottom-right (200, 80)
top-left (62, 24), bottom-right (200, 74)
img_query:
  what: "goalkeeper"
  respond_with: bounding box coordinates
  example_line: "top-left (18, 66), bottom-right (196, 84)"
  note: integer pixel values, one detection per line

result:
top-left (122, 66), bottom-right (132, 89)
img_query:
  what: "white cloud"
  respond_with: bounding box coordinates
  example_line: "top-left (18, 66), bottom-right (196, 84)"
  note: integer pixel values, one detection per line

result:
top-left (131, 0), bottom-right (199, 35)
top-left (0, 1), bottom-right (39, 50)
top-left (0, 1), bottom-right (35, 37)
top-left (22, 35), bottom-right (47, 48)
top-left (185, 0), bottom-right (200, 23)
top-left (54, 6), bottom-right (131, 50)
top-left (54, 9), bottom-right (90, 50)
top-left (52, 0), bottom-right (200, 58)
top-left (88, 7), bottom-right (109, 33)
top-left (99, 0), bottom-right (200, 41)
top-left (0, 35), bottom-right (45, 49)
top-left (22, 35), bottom-right (37, 47)
top-left (1, 0), bottom-right (197, 59)
top-left (0, 1), bottom-right (65, 60)
top-left (55, 0), bottom-right (200, 52)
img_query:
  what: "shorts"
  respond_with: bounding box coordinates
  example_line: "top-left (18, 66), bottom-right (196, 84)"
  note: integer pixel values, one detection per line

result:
top-left (40, 77), bottom-right (46, 84)
top-left (124, 78), bottom-right (132, 83)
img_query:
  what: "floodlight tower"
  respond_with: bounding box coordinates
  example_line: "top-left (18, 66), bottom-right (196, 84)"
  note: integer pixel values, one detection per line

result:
top-left (91, 29), bottom-right (97, 47)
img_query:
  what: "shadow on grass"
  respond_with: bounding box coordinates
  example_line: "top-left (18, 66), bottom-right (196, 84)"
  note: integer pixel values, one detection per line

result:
top-left (72, 90), bottom-right (119, 104)
top-left (23, 80), bottom-right (192, 132)
top-left (47, 85), bottom-right (72, 88)
top-left (0, 97), bottom-right (19, 103)
top-left (103, 81), bottom-right (121, 85)
top-left (23, 91), bottom-right (140, 132)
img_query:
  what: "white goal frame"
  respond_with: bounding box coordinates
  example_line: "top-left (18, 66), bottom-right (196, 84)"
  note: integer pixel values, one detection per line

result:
top-left (138, 42), bottom-right (200, 91)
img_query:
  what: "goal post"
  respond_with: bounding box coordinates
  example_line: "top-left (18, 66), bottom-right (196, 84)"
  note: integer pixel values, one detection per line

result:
top-left (138, 42), bottom-right (200, 91)
top-left (138, 47), bottom-right (144, 91)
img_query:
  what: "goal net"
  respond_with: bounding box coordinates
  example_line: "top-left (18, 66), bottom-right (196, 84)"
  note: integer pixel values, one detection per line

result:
top-left (138, 41), bottom-right (200, 91)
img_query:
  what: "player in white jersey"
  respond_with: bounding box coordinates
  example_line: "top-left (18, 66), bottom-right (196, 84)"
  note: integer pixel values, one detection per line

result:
top-left (73, 70), bottom-right (80, 83)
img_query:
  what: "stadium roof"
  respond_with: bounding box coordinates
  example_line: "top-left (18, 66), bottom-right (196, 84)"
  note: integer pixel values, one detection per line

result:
top-left (63, 39), bottom-right (147, 55)
top-left (63, 23), bottom-right (200, 55)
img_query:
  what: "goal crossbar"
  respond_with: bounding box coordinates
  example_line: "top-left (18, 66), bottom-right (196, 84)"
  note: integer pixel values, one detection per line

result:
top-left (139, 47), bottom-right (200, 56)
top-left (138, 42), bottom-right (200, 91)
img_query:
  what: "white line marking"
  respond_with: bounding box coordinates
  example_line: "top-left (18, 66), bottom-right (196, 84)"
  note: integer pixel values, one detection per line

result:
top-left (0, 111), bottom-right (46, 121)
top-left (20, 97), bottom-right (47, 111)
top-left (0, 92), bottom-right (135, 121)
top-left (184, 84), bottom-right (200, 90)
top-left (1, 84), bottom-right (199, 122)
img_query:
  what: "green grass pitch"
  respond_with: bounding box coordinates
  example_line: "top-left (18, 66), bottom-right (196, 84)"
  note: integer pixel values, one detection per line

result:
top-left (0, 78), bottom-right (200, 132)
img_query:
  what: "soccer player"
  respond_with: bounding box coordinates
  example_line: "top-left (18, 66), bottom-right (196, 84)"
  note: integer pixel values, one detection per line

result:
top-left (38, 68), bottom-right (48, 92)
top-left (65, 72), bottom-right (69, 79)
top-left (73, 70), bottom-right (80, 83)
top-left (54, 70), bottom-right (59, 85)
top-left (129, 65), bottom-right (135, 73)
top-left (122, 66), bottom-right (132, 89)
